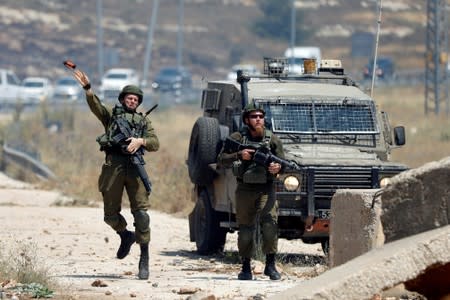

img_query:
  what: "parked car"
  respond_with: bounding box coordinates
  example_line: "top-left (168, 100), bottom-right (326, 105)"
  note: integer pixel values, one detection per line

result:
top-left (99, 68), bottom-right (140, 101)
top-left (363, 57), bottom-right (395, 80)
top-left (20, 77), bottom-right (53, 105)
top-left (152, 66), bottom-right (192, 93)
top-left (0, 68), bottom-right (21, 107)
top-left (53, 76), bottom-right (83, 102)
top-left (226, 64), bottom-right (260, 81)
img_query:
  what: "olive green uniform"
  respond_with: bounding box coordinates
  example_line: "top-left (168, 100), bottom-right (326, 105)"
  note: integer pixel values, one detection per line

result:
top-left (218, 127), bottom-right (284, 258)
top-left (86, 93), bottom-right (159, 244)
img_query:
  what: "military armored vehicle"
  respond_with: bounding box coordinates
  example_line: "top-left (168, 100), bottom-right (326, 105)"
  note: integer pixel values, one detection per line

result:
top-left (187, 57), bottom-right (407, 255)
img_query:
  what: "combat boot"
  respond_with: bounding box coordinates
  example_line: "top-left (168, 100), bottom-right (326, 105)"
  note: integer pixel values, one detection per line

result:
top-left (264, 254), bottom-right (281, 280)
top-left (116, 230), bottom-right (135, 259)
top-left (237, 258), bottom-right (252, 280)
top-left (138, 243), bottom-right (149, 280)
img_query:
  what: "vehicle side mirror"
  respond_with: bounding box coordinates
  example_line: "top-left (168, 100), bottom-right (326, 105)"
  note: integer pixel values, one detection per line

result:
top-left (393, 126), bottom-right (406, 146)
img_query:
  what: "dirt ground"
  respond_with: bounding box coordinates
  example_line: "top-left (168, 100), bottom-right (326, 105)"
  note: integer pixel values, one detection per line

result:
top-left (0, 172), bottom-right (327, 300)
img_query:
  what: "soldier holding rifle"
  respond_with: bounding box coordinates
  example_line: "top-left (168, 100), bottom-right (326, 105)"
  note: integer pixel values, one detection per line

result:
top-left (217, 102), bottom-right (284, 281)
top-left (67, 60), bottom-right (159, 280)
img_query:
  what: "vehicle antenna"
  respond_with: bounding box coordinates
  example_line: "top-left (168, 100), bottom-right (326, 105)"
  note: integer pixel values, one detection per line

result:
top-left (370, 0), bottom-right (383, 98)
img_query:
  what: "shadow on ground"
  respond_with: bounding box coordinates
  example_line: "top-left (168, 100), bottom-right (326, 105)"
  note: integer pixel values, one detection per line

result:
top-left (159, 248), bottom-right (326, 267)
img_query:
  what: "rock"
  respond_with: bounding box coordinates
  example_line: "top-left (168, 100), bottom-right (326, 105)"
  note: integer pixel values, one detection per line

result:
top-left (178, 286), bottom-right (201, 294)
top-left (91, 279), bottom-right (108, 287)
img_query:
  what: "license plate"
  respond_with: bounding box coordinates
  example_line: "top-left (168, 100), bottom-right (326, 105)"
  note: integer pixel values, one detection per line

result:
top-left (316, 209), bottom-right (331, 220)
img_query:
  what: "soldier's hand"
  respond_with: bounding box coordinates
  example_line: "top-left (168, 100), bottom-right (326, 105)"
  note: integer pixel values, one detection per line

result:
top-left (240, 149), bottom-right (255, 160)
top-left (72, 69), bottom-right (92, 93)
top-left (126, 137), bottom-right (145, 154)
top-left (268, 162), bottom-right (281, 174)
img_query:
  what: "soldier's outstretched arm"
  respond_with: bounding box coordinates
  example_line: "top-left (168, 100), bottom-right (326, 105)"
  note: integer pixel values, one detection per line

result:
top-left (72, 69), bottom-right (93, 96)
top-left (63, 59), bottom-right (112, 126)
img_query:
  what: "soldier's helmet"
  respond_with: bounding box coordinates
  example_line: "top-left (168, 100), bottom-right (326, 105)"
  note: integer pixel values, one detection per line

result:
top-left (242, 102), bottom-right (265, 120)
top-left (118, 85), bottom-right (144, 104)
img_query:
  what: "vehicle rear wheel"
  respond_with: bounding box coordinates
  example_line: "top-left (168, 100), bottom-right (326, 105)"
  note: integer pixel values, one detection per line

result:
top-left (187, 117), bottom-right (221, 185)
top-left (194, 189), bottom-right (227, 255)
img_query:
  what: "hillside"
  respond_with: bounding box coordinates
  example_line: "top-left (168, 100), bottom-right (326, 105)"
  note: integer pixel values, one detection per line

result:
top-left (0, 0), bottom-right (428, 84)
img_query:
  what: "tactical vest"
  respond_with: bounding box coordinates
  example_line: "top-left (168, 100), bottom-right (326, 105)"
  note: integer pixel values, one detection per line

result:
top-left (96, 105), bottom-right (147, 153)
top-left (233, 129), bottom-right (273, 184)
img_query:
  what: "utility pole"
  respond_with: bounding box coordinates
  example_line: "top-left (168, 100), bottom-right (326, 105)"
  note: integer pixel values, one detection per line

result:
top-left (96, 0), bottom-right (104, 80)
top-left (176, 0), bottom-right (184, 69)
top-left (370, 0), bottom-right (382, 98)
top-left (289, 0), bottom-right (296, 65)
top-left (424, 0), bottom-right (448, 115)
top-left (142, 0), bottom-right (160, 87)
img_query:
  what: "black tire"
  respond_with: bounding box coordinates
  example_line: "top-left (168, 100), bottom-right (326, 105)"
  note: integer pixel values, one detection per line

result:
top-left (194, 189), bottom-right (227, 255)
top-left (187, 117), bottom-right (221, 185)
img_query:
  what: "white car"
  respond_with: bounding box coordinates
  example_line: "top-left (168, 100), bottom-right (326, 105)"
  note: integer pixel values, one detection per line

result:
top-left (20, 77), bottom-right (53, 105)
top-left (53, 76), bottom-right (83, 102)
top-left (99, 68), bottom-right (140, 101)
top-left (0, 68), bottom-right (21, 107)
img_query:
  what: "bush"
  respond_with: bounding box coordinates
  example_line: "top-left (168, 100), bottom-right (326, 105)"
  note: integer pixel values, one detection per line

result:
top-left (0, 240), bottom-right (54, 298)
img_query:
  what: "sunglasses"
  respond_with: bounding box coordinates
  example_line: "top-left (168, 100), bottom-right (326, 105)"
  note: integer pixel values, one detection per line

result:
top-left (249, 114), bottom-right (264, 119)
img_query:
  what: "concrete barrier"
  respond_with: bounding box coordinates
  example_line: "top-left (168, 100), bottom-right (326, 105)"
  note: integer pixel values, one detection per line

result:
top-left (269, 226), bottom-right (450, 300)
top-left (330, 156), bottom-right (450, 267)
top-left (270, 156), bottom-right (450, 299)
top-left (381, 157), bottom-right (450, 242)
top-left (329, 189), bottom-right (383, 268)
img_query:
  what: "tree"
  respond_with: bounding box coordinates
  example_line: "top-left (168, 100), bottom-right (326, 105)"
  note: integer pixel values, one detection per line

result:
top-left (252, 0), bottom-right (311, 43)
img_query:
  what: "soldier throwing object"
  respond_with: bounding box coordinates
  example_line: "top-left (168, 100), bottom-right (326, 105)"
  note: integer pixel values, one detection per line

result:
top-left (72, 68), bottom-right (159, 280)
top-left (217, 103), bottom-right (284, 280)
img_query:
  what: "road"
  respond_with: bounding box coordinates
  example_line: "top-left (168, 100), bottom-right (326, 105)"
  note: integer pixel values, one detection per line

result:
top-left (0, 173), bottom-right (327, 300)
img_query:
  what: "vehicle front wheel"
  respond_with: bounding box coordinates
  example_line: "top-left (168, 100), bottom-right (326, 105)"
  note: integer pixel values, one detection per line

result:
top-left (194, 189), bottom-right (227, 255)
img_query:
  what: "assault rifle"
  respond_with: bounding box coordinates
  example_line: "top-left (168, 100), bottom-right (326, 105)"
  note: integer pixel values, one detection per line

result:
top-left (111, 104), bottom-right (158, 194)
top-left (223, 137), bottom-right (301, 171)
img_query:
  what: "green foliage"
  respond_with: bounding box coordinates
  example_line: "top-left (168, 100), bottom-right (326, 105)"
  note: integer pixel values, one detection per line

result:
top-left (440, 130), bottom-right (450, 141)
top-left (252, 0), bottom-right (311, 42)
top-left (0, 241), bottom-right (54, 298)
top-left (13, 283), bottom-right (54, 298)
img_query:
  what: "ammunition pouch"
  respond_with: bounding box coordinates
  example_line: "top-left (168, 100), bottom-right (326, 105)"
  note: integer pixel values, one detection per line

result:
top-left (97, 132), bottom-right (131, 155)
top-left (242, 163), bottom-right (267, 184)
top-left (96, 133), bottom-right (111, 149)
top-left (232, 160), bottom-right (243, 177)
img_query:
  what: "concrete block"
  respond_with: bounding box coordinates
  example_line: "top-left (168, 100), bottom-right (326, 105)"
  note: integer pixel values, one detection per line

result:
top-left (329, 189), bottom-right (384, 267)
top-left (269, 225), bottom-right (450, 300)
top-left (381, 156), bottom-right (450, 242)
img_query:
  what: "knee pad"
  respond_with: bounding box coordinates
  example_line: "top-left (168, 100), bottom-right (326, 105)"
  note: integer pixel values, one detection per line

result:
top-left (238, 225), bottom-right (254, 242)
top-left (104, 214), bottom-right (121, 228)
top-left (133, 210), bottom-right (150, 233)
top-left (262, 222), bottom-right (278, 239)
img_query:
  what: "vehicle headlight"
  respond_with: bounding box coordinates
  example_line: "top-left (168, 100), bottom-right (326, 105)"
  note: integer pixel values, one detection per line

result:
top-left (380, 177), bottom-right (391, 188)
top-left (283, 175), bottom-right (300, 191)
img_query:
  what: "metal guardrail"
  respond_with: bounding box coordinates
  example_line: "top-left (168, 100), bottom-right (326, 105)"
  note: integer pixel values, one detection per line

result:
top-left (2, 143), bottom-right (56, 180)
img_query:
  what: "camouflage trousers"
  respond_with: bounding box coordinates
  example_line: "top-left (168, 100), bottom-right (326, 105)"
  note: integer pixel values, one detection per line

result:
top-left (98, 154), bottom-right (151, 244)
top-left (235, 182), bottom-right (278, 259)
